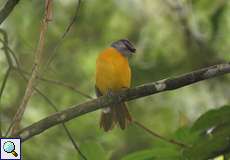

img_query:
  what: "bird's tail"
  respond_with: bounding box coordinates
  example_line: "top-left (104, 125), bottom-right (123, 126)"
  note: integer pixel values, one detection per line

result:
top-left (100, 102), bottom-right (132, 131)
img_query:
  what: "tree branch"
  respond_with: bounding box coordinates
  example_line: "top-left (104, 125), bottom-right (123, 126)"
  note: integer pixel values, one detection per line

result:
top-left (12, 62), bottom-right (230, 142)
top-left (0, 30), bottom-right (87, 159)
top-left (0, 0), bottom-right (20, 25)
top-left (5, 43), bottom-right (87, 160)
top-left (9, 0), bottom-right (52, 135)
top-left (35, 90), bottom-right (87, 160)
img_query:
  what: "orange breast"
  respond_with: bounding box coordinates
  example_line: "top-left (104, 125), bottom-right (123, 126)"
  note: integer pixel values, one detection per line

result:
top-left (96, 47), bottom-right (131, 94)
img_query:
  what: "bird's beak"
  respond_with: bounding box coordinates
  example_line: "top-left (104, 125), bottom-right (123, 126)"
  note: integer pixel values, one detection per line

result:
top-left (128, 46), bottom-right (136, 54)
top-left (131, 48), bottom-right (136, 53)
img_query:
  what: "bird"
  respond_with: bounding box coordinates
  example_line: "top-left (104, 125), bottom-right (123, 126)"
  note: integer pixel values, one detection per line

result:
top-left (95, 39), bottom-right (136, 131)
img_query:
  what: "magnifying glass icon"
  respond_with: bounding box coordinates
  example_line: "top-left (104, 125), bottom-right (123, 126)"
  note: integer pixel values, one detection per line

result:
top-left (3, 141), bottom-right (18, 157)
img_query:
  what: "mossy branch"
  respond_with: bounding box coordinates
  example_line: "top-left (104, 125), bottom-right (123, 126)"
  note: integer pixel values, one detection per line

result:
top-left (11, 62), bottom-right (230, 142)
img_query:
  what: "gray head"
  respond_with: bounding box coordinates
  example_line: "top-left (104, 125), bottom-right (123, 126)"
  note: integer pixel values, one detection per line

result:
top-left (111, 39), bottom-right (136, 57)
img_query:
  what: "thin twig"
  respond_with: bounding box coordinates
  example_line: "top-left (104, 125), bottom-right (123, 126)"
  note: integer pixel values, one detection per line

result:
top-left (133, 120), bottom-right (190, 148)
top-left (0, 0), bottom-right (20, 24)
top-left (5, 40), bottom-right (90, 99)
top-left (36, 90), bottom-right (87, 160)
top-left (1, 37), bottom-right (92, 100)
top-left (0, 67), bottom-right (11, 138)
top-left (61, 0), bottom-right (82, 39)
top-left (17, 69), bottom-right (92, 99)
top-left (38, 77), bottom-right (93, 99)
top-left (0, 29), bottom-right (13, 101)
top-left (1, 3), bottom-right (86, 158)
top-left (0, 67), bottom-right (11, 101)
top-left (3, 41), bottom-right (87, 160)
top-left (5, 67), bottom-right (88, 160)
top-left (12, 62), bottom-right (230, 142)
top-left (44, 0), bottom-right (82, 70)
top-left (3, 40), bottom-right (21, 66)
top-left (0, 29), bottom-right (13, 66)
top-left (0, 29), bottom-right (14, 137)
top-left (15, 70), bottom-right (88, 160)
top-left (10, 0), bottom-right (53, 135)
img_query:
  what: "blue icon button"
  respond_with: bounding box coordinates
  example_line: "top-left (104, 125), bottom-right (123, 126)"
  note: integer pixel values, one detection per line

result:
top-left (3, 141), bottom-right (18, 157)
top-left (1, 138), bottom-right (21, 159)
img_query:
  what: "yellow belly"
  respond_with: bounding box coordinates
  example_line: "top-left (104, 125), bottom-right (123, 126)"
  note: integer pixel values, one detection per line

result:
top-left (96, 47), bottom-right (131, 95)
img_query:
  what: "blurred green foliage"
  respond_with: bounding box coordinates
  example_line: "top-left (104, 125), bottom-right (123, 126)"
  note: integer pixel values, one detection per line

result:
top-left (185, 105), bottom-right (230, 160)
top-left (122, 105), bottom-right (230, 160)
top-left (0, 0), bottom-right (230, 159)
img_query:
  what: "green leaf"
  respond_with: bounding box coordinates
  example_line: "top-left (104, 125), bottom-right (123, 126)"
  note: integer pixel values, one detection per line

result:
top-left (122, 147), bottom-right (181, 160)
top-left (79, 141), bottom-right (107, 160)
top-left (184, 124), bottom-right (230, 160)
top-left (192, 105), bottom-right (230, 134)
top-left (184, 105), bottom-right (230, 160)
top-left (121, 149), bottom-right (155, 160)
top-left (173, 127), bottom-right (198, 145)
top-left (150, 147), bottom-right (181, 159)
